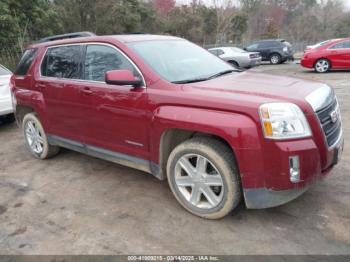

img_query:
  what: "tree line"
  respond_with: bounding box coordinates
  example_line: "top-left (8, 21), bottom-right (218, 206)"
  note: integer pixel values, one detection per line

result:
top-left (0, 0), bottom-right (350, 53)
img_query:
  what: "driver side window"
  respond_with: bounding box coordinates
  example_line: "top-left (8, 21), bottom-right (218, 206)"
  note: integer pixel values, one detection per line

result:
top-left (84, 44), bottom-right (140, 82)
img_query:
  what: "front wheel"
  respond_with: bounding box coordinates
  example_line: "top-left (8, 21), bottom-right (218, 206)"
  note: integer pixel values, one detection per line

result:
top-left (314, 59), bottom-right (330, 73)
top-left (167, 138), bottom-right (241, 219)
top-left (22, 113), bottom-right (60, 159)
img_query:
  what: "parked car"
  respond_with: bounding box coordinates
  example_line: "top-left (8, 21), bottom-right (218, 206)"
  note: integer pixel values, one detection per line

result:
top-left (208, 47), bottom-right (261, 68)
top-left (301, 38), bottom-right (350, 73)
top-left (245, 39), bottom-right (294, 64)
top-left (11, 33), bottom-right (343, 219)
top-left (0, 64), bottom-right (14, 123)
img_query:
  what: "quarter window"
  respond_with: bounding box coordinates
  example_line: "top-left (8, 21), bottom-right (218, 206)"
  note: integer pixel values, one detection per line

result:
top-left (15, 48), bottom-right (38, 76)
top-left (84, 45), bottom-right (140, 82)
top-left (41, 45), bottom-right (82, 79)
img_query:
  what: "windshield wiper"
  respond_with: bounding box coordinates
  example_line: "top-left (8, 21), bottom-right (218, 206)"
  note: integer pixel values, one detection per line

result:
top-left (172, 69), bottom-right (238, 84)
top-left (172, 77), bottom-right (209, 84)
top-left (207, 69), bottom-right (237, 80)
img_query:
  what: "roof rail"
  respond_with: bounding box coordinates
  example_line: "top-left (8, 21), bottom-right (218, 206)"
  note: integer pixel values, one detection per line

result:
top-left (38, 32), bottom-right (96, 43)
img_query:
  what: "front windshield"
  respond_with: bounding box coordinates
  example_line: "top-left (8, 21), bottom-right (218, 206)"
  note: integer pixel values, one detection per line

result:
top-left (129, 40), bottom-right (234, 83)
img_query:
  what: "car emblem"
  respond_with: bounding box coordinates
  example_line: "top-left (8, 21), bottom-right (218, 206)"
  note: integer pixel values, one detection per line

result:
top-left (330, 110), bottom-right (338, 123)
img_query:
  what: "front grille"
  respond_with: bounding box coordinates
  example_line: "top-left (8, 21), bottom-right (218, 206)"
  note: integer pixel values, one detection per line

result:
top-left (316, 98), bottom-right (342, 147)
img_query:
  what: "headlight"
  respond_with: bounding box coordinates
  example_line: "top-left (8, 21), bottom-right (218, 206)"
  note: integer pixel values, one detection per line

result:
top-left (259, 103), bottom-right (312, 139)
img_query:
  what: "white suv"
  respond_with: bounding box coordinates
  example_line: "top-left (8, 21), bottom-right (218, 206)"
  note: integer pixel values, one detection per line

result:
top-left (0, 64), bottom-right (14, 123)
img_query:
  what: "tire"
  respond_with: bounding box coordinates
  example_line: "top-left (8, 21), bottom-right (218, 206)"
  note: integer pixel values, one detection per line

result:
top-left (314, 59), bottom-right (330, 73)
top-left (22, 113), bottom-right (60, 159)
top-left (229, 60), bottom-right (240, 68)
top-left (166, 137), bottom-right (241, 219)
top-left (269, 53), bottom-right (281, 64)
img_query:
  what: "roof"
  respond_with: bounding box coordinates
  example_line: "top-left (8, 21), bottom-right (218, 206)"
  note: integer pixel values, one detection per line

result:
top-left (30, 34), bottom-right (183, 48)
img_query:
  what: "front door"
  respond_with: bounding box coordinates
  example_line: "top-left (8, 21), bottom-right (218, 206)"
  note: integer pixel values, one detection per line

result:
top-left (79, 44), bottom-right (150, 159)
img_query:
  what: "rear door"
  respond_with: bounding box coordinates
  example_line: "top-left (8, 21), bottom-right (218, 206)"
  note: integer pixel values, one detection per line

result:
top-left (38, 45), bottom-right (85, 142)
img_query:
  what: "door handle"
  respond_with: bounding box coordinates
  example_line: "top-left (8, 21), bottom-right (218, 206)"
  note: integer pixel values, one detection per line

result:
top-left (80, 87), bottom-right (93, 95)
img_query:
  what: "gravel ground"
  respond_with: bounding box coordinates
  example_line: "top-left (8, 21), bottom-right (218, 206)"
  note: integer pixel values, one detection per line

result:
top-left (0, 63), bottom-right (349, 255)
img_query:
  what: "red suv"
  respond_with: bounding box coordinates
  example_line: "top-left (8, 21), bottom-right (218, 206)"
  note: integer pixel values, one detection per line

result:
top-left (11, 34), bottom-right (344, 219)
top-left (301, 38), bottom-right (350, 73)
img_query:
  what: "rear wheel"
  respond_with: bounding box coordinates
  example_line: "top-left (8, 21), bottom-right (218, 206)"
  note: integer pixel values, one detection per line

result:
top-left (270, 53), bottom-right (281, 64)
top-left (22, 113), bottom-right (60, 159)
top-left (167, 137), bottom-right (241, 219)
top-left (229, 60), bottom-right (240, 68)
top-left (314, 59), bottom-right (330, 73)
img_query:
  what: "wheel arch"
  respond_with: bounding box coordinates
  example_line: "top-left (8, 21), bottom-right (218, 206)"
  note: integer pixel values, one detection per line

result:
top-left (157, 128), bottom-right (238, 181)
top-left (313, 57), bottom-right (332, 69)
top-left (151, 106), bottom-right (260, 180)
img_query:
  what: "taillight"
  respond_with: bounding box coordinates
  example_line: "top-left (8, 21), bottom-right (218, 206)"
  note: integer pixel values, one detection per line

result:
top-left (249, 54), bottom-right (259, 59)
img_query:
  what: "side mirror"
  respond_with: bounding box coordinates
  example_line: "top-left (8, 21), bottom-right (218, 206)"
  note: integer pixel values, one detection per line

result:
top-left (105, 70), bottom-right (143, 87)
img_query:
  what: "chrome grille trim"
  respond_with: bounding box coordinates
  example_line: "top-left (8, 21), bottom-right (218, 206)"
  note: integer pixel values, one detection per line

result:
top-left (306, 85), bottom-right (342, 149)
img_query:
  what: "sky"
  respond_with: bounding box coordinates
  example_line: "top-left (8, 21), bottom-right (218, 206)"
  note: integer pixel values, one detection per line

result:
top-left (176, 0), bottom-right (350, 10)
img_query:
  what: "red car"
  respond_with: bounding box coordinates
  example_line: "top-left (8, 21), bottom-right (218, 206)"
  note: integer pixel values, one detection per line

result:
top-left (301, 38), bottom-right (350, 73)
top-left (11, 33), bottom-right (343, 219)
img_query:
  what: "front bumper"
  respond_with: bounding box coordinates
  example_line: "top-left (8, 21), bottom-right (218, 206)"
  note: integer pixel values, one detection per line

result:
top-left (0, 96), bottom-right (13, 116)
top-left (244, 186), bottom-right (309, 209)
top-left (246, 57), bottom-right (262, 68)
top-left (242, 135), bottom-right (344, 209)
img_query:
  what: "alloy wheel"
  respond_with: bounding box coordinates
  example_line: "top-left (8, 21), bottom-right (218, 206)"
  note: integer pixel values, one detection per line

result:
top-left (270, 55), bottom-right (280, 64)
top-left (174, 154), bottom-right (224, 209)
top-left (315, 60), bottom-right (329, 73)
top-left (25, 120), bottom-right (44, 154)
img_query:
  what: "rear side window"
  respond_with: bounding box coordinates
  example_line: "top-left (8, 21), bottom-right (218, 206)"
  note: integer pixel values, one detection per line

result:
top-left (217, 49), bottom-right (224, 55)
top-left (41, 45), bottom-right (82, 79)
top-left (84, 44), bottom-right (140, 82)
top-left (14, 48), bottom-right (38, 76)
top-left (330, 41), bottom-right (350, 49)
top-left (0, 65), bottom-right (11, 75)
top-left (209, 49), bottom-right (218, 56)
top-left (246, 43), bottom-right (258, 50)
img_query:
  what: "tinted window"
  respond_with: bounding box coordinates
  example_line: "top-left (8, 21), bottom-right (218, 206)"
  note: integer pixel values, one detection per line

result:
top-left (343, 41), bottom-right (350, 48)
top-left (217, 49), bottom-right (224, 55)
top-left (209, 49), bottom-right (218, 56)
top-left (258, 41), bottom-right (280, 48)
top-left (246, 43), bottom-right (258, 51)
top-left (0, 65), bottom-right (11, 76)
top-left (41, 45), bottom-right (82, 79)
top-left (84, 45), bottom-right (139, 82)
top-left (331, 41), bottom-right (350, 49)
top-left (14, 48), bottom-right (38, 76)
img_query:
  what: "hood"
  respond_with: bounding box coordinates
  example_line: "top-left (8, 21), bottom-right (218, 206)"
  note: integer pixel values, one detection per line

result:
top-left (183, 71), bottom-right (327, 114)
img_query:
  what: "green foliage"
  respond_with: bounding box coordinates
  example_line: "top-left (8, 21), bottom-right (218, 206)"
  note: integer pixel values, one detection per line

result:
top-left (0, 0), bottom-right (58, 49)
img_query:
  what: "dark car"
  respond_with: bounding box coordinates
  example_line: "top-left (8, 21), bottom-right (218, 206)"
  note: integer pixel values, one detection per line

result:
top-left (245, 39), bottom-right (294, 64)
